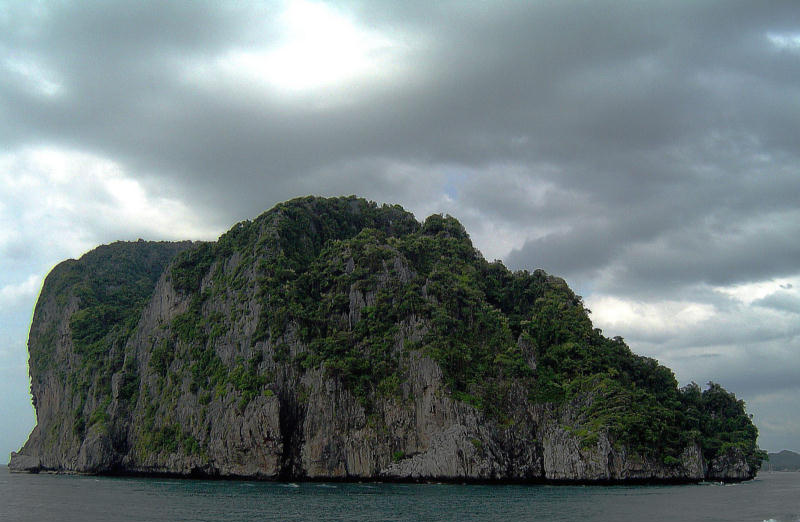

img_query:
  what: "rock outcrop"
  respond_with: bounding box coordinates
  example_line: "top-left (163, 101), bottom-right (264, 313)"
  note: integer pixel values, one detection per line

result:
top-left (9, 196), bottom-right (763, 482)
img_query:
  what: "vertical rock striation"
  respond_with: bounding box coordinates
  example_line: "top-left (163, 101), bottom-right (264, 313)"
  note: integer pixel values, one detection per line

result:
top-left (10, 196), bottom-right (764, 482)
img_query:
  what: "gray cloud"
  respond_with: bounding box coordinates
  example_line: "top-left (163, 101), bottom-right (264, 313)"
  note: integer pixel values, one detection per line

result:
top-left (754, 291), bottom-right (800, 314)
top-left (4, 1), bottom-right (797, 220)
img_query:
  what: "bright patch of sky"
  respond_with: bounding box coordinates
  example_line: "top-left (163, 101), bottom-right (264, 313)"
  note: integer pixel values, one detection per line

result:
top-left (714, 277), bottom-right (800, 305)
top-left (0, 274), bottom-right (41, 306)
top-left (185, 0), bottom-right (410, 103)
top-left (767, 32), bottom-right (800, 50)
top-left (0, 147), bottom-right (216, 260)
top-left (587, 296), bottom-right (716, 338)
top-left (2, 55), bottom-right (63, 97)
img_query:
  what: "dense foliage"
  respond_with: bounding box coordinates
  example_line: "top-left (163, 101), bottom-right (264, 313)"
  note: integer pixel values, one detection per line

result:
top-left (68, 241), bottom-right (188, 355)
top-left (55, 196), bottom-right (764, 469)
top-left (50, 241), bottom-right (188, 436)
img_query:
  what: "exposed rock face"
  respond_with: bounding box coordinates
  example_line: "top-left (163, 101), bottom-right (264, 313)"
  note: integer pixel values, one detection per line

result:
top-left (707, 448), bottom-right (755, 481)
top-left (9, 196), bottom-right (760, 482)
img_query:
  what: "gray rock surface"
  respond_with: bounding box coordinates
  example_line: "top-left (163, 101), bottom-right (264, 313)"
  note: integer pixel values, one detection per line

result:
top-left (8, 205), bottom-right (756, 483)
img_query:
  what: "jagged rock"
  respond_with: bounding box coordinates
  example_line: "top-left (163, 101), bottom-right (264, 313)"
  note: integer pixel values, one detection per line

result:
top-left (76, 428), bottom-right (116, 473)
top-left (707, 448), bottom-right (753, 481)
top-left (9, 451), bottom-right (41, 473)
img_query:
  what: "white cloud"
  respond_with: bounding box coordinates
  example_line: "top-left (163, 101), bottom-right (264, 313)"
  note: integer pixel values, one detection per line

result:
top-left (0, 274), bottom-right (41, 306)
top-left (713, 276), bottom-right (800, 306)
top-left (583, 284), bottom-right (800, 424)
top-left (586, 282), bottom-right (800, 354)
top-left (1, 55), bottom-right (63, 97)
top-left (184, 0), bottom-right (413, 104)
top-left (585, 295), bottom-right (716, 339)
top-left (767, 32), bottom-right (800, 51)
top-left (0, 146), bottom-right (219, 266)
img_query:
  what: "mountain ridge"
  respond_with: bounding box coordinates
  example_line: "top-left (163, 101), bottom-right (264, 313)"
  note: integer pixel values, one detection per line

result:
top-left (766, 450), bottom-right (800, 471)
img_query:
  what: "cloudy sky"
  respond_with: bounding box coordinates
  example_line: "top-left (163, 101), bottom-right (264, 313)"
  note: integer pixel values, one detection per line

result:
top-left (2, 0), bottom-right (799, 459)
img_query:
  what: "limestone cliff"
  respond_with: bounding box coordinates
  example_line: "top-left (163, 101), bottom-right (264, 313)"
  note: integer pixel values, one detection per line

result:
top-left (9, 196), bottom-right (765, 482)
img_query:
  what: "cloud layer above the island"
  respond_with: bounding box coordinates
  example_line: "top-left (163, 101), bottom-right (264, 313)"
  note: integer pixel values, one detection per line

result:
top-left (2, 0), bottom-right (799, 454)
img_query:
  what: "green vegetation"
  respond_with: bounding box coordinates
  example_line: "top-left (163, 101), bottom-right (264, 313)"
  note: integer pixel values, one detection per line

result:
top-left (679, 381), bottom-right (767, 470)
top-left (166, 290), bottom-right (270, 410)
top-left (68, 241), bottom-right (188, 355)
top-left (170, 242), bottom-right (215, 293)
top-left (165, 196), bottom-right (762, 468)
top-left (163, 196), bottom-right (423, 411)
top-left (138, 401), bottom-right (205, 457)
top-left (41, 196), bottom-right (763, 472)
top-left (251, 197), bottom-right (764, 468)
top-left (37, 241), bottom-right (189, 438)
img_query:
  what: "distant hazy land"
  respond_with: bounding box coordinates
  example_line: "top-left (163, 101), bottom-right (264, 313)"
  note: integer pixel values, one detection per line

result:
top-left (765, 450), bottom-right (800, 471)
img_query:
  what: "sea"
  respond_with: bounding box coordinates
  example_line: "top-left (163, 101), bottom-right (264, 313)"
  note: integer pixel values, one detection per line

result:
top-left (1, 466), bottom-right (798, 522)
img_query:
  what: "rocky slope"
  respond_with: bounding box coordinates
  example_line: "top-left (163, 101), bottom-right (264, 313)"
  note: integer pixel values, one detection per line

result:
top-left (9, 196), bottom-right (765, 482)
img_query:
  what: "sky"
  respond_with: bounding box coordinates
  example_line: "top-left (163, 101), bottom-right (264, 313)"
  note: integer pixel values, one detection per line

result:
top-left (1, 0), bottom-right (799, 460)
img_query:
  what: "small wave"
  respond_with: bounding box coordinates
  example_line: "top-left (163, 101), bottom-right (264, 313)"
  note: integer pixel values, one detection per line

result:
top-left (316, 484), bottom-right (337, 488)
top-left (282, 483), bottom-right (300, 488)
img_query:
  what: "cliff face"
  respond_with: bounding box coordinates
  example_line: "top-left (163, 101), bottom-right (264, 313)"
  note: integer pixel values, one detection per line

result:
top-left (10, 196), bottom-right (764, 482)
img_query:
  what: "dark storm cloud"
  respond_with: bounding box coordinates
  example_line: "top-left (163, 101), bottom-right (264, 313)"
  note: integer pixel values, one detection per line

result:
top-left (6, 0), bottom-right (798, 287)
top-left (1, 0), bottom-right (797, 292)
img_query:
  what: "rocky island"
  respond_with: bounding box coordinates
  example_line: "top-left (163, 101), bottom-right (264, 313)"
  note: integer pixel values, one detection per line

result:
top-left (10, 196), bottom-right (765, 482)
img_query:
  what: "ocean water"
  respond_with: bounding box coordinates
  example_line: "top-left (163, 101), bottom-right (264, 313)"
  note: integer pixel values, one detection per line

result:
top-left (1, 466), bottom-right (798, 522)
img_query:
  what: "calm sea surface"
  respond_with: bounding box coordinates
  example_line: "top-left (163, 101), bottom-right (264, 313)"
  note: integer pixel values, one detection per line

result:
top-left (1, 466), bottom-right (798, 521)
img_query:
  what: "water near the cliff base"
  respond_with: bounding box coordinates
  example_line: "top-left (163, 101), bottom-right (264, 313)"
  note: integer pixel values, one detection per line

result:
top-left (1, 466), bottom-right (798, 522)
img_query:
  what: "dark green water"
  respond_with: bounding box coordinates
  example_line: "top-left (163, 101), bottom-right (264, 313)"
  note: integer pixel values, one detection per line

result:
top-left (1, 466), bottom-right (798, 521)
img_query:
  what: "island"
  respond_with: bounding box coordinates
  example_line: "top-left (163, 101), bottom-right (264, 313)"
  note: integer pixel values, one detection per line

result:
top-left (9, 196), bottom-right (765, 482)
